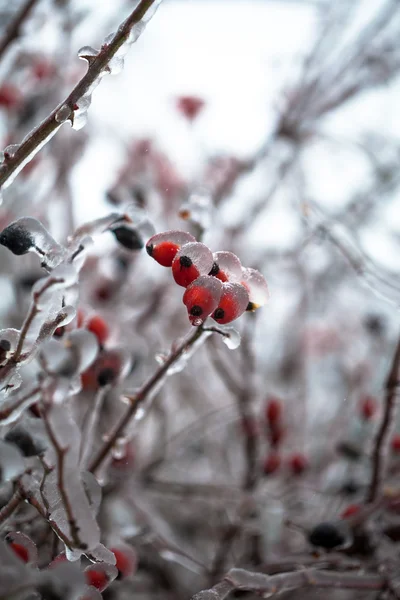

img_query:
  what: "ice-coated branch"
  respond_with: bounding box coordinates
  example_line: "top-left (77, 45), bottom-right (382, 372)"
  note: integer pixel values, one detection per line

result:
top-left (191, 567), bottom-right (386, 600)
top-left (0, 487), bottom-right (23, 526)
top-left (0, 0), bottom-right (40, 61)
top-left (367, 334), bottom-right (400, 503)
top-left (0, 0), bottom-right (162, 190)
top-left (41, 409), bottom-right (83, 549)
top-left (89, 326), bottom-right (205, 474)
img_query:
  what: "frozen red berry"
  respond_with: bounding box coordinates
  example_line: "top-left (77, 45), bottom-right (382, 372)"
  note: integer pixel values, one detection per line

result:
top-left (110, 545), bottom-right (137, 579)
top-left (183, 275), bottom-right (222, 325)
top-left (172, 242), bottom-right (213, 288)
top-left (263, 453), bottom-right (281, 475)
top-left (265, 397), bottom-right (282, 425)
top-left (392, 435), bottom-right (400, 453)
top-left (176, 95), bottom-right (205, 121)
top-left (212, 282), bottom-right (249, 324)
top-left (146, 231), bottom-right (195, 267)
top-left (0, 84), bottom-right (21, 110)
top-left (87, 315), bottom-right (109, 346)
top-left (289, 453), bottom-right (308, 476)
top-left (360, 396), bottom-right (377, 421)
top-left (341, 504), bottom-right (361, 519)
top-left (9, 542), bottom-right (29, 563)
top-left (85, 567), bottom-right (109, 592)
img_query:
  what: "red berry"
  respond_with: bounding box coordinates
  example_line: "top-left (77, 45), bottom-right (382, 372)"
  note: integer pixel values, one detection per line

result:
top-left (289, 453), bottom-right (308, 476)
top-left (172, 255), bottom-right (200, 288)
top-left (0, 84), bottom-right (21, 109)
top-left (146, 231), bottom-right (196, 267)
top-left (341, 504), bottom-right (361, 519)
top-left (392, 435), bottom-right (400, 453)
top-left (212, 283), bottom-right (249, 325)
top-left (9, 542), bottom-right (29, 563)
top-left (87, 315), bottom-right (109, 346)
top-left (152, 241), bottom-right (181, 267)
top-left (85, 567), bottom-right (109, 592)
top-left (176, 95), bottom-right (205, 121)
top-left (265, 398), bottom-right (282, 425)
top-left (110, 546), bottom-right (137, 579)
top-left (263, 453), bottom-right (281, 475)
top-left (360, 396), bottom-right (377, 421)
top-left (183, 275), bottom-right (222, 325)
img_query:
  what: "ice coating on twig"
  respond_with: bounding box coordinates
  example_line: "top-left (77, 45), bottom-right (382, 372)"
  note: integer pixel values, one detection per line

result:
top-left (179, 189), bottom-right (213, 231)
top-left (165, 329), bottom-right (212, 375)
top-left (55, 104), bottom-right (72, 124)
top-left (40, 330), bottom-right (98, 386)
top-left (241, 267), bottom-right (269, 309)
top-left (0, 386), bottom-right (41, 425)
top-left (220, 326), bottom-right (241, 350)
top-left (183, 275), bottom-right (223, 326)
top-left (172, 242), bottom-right (214, 287)
top-left (212, 282), bottom-right (249, 325)
top-left (43, 402), bottom-right (101, 551)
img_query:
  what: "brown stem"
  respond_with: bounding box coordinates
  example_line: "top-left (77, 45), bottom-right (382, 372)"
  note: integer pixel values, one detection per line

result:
top-left (0, 0), bottom-right (160, 189)
top-left (41, 410), bottom-right (83, 549)
top-left (0, 488), bottom-right (23, 526)
top-left (89, 326), bottom-right (205, 474)
top-left (11, 277), bottom-right (63, 364)
top-left (17, 481), bottom-right (74, 549)
top-left (0, 0), bottom-right (40, 61)
top-left (367, 334), bottom-right (400, 503)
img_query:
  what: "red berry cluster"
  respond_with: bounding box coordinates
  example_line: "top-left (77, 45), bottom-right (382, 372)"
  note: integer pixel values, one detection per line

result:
top-left (146, 231), bottom-right (269, 326)
top-left (261, 397), bottom-right (308, 477)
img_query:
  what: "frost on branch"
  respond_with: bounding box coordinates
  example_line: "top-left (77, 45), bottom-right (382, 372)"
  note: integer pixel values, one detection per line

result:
top-left (41, 401), bottom-right (102, 552)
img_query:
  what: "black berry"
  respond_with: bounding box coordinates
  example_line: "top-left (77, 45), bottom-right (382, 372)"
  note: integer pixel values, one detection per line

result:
top-left (0, 223), bottom-right (34, 255)
top-left (111, 226), bottom-right (144, 251)
top-left (308, 521), bottom-right (348, 549)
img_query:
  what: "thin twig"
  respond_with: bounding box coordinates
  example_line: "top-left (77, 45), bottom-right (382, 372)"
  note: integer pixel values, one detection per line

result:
top-left (41, 410), bottom-right (83, 549)
top-left (0, 0), bottom-right (40, 61)
top-left (0, 488), bottom-right (23, 526)
top-left (191, 567), bottom-right (386, 600)
top-left (11, 277), bottom-right (63, 364)
top-left (89, 326), bottom-right (205, 474)
top-left (0, 0), bottom-right (160, 189)
top-left (367, 334), bottom-right (400, 503)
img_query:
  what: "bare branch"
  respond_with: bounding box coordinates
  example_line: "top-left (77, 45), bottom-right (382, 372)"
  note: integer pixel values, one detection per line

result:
top-left (367, 334), bottom-right (400, 503)
top-left (88, 326), bottom-right (205, 474)
top-left (192, 567), bottom-right (386, 600)
top-left (0, 0), bottom-right (161, 190)
top-left (0, 0), bottom-right (40, 61)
